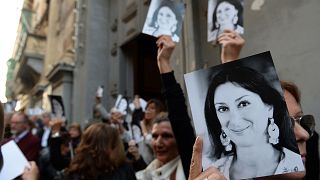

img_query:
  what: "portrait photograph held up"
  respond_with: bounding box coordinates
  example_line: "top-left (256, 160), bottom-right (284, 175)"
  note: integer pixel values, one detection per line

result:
top-left (208, 0), bottom-right (244, 43)
top-left (142, 0), bottom-right (185, 42)
top-left (184, 51), bottom-right (304, 180)
top-left (48, 95), bottom-right (66, 119)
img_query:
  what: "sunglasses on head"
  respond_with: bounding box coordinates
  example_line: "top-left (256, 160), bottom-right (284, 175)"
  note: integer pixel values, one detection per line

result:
top-left (290, 114), bottom-right (315, 137)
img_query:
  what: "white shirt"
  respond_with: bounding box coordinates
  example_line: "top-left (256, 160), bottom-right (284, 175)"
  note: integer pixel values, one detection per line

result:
top-left (14, 130), bottom-right (29, 143)
top-left (136, 156), bottom-right (186, 180)
top-left (41, 126), bottom-right (51, 147)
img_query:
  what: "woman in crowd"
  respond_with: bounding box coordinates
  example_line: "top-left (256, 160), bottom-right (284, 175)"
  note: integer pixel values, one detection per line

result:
top-left (127, 98), bottom-right (165, 170)
top-left (136, 112), bottom-right (185, 180)
top-left (140, 99), bottom-right (165, 139)
top-left (281, 81), bottom-right (318, 180)
top-left (68, 122), bottom-right (82, 151)
top-left (48, 119), bottom-right (81, 173)
top-left (65, 123), bottom-right (136, 179)
top-left (203, 66), bottom-right (303, 179)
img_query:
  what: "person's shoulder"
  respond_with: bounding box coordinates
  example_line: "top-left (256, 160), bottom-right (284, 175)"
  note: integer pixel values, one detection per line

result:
top-left (27, 133), bottom-right (41, 146)
top-left (117, 163), bottom-right (136, 175)
top-left (0, 138), bottom-right (12, 146)
top-left (101, 163), bottom-right (137, 180)
top-left (136, 159), bottom-right (159, 177)
top-left (275, 148), bottom-right (304, 174)
top-left (24, 131), bottom-right (40, 141)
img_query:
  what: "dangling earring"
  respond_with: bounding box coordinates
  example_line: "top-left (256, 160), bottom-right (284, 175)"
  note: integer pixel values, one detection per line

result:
top-left (215, 21), bottom-right (220, 29)
top-left (170, 23), bottom-right (177, 34)
top-left (220, 129), bottom-right (232, 152)
top-left (268, 117), bottom-right (279, 145)
top-left (232, 15), bottom-right (238, 25)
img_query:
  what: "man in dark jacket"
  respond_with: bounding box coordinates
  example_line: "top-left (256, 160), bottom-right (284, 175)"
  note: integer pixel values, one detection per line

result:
top-left (10, 112), bottom-right (40, 161)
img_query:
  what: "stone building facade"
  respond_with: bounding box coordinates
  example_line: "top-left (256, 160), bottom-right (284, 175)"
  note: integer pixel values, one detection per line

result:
top-left (8, 0), bottom-right (47, 110)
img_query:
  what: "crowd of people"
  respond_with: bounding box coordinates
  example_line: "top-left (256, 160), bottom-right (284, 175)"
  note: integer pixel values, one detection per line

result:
top-left (0, 28), bottom-right (318, 180)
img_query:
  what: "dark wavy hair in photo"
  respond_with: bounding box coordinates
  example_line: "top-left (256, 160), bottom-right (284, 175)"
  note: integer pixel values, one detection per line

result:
top-left (204, 66), bottom-right (299, 159)
top-left (149, 0), bottom-right (183, 36)
top-left (65, 123), bottom-right (126, 179)
top-left (211, 0), bottom-right (243, 31)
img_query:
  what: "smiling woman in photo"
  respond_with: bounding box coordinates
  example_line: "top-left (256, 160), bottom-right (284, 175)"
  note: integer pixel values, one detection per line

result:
top-left (209, 0), bottom-right (243, 42)
top-left (204, 66), bottom-right (304, 179)
top-left (144, 0), bottom-right (183, 42)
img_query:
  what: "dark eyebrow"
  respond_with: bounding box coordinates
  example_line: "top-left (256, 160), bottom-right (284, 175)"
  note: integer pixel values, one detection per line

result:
top-left (235, 95), bottom-right (249, 102)
top-left (214, 95), bottom-right (249, 105)
top-left (214, 102), bottom-right (227, 106)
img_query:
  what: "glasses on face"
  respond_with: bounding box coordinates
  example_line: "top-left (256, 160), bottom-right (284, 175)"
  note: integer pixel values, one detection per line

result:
top-left (11, 121), bottom-right (24, 125)
top-left (290, 114), bottom-right (315, 137)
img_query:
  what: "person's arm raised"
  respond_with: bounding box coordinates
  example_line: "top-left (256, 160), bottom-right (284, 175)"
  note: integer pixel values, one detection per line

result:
top-left (156, 35), bottom-right (175, 73)
top-left (156, 35), bottom-right (196, 178)
top-left (218, 29), bottom-right (245, 64)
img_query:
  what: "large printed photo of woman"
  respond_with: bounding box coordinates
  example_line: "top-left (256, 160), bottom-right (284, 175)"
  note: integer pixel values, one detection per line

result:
top-left (184, 52), bottom-right (304, 179)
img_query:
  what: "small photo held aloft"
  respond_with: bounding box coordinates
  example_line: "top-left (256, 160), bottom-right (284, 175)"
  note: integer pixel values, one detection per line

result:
top-left (114, 94), bottom-right (128, 115)
top-left (142, 0), bottom-right (185, 42)
top-left (48, 95), bottom-right (66, 119)
top-left (184, 52), bottom-right (304, 180)
top-left (207, 0), bottom-right (244, 43)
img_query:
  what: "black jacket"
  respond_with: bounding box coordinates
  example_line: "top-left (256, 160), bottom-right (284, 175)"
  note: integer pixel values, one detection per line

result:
top-left (161, 71), bottom-right (196, 178)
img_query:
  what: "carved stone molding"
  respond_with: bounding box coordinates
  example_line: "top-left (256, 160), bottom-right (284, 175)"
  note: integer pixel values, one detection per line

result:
top-left (126, 27), bottom-right (136, 36)
top-left (111, 18), bottom-right (118, 32)
top-left (111, 43), bottom-right (117, 56)
top-left (121, 1), bottom-right (137, 23)
top-left (47, 62), bottom-right (74, 85)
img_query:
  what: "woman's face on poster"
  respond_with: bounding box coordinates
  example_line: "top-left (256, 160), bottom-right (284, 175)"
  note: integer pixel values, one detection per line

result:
top-left (213, 82), bottom-right (273, 147)
top-left (216, 1), bottom-right (238, 27)
top-left (52, 99), bottom-right (63, 117)
top-left (156, 6), bottom-right (177, 33)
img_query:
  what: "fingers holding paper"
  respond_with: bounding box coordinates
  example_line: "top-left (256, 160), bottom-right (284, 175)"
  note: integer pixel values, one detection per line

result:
top-left (218, 29), bottom-right (245, 64)
top-left (156, 35), bottom-right (176, 74)
top-left (188, 136), bottom-right (226, 180)
top-left (22, 161), bottom-right (39, 180)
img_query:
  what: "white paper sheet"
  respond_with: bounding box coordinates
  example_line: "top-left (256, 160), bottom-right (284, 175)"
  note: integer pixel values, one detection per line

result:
top-left (0, 140), bottom-right (30, 180)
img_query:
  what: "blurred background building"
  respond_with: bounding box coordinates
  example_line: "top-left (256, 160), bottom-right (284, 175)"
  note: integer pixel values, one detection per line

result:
top-left (5, 0), bottom-right (320, 134)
